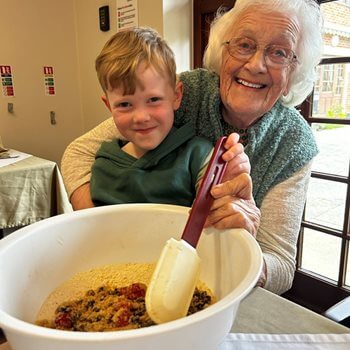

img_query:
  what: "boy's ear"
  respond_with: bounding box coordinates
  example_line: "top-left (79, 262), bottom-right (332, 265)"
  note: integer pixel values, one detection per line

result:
top-left (101, 95), bottom-right (111, 111)
top-left (173, 81), bottom-right (183, 110)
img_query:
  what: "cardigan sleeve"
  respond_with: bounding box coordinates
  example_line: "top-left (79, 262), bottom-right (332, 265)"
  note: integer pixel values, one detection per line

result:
top-left (258, 162), bottom-right (312, 295)
top-left (61, 117), bottom-right (119, 198)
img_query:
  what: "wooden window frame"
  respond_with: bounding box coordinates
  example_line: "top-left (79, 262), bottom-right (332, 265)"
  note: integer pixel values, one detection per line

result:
top-left (283, 55), bottom-right (350, 313)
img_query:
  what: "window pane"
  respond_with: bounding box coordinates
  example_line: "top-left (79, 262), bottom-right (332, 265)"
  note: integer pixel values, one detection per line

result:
top-left (310, 124), bottom-right (350, 177)
top-left (312, 63), bottom-right (350, 120)
top-left (304, 178), bottom-right (346, 230)
top-left (301, 228), bottom-right (341, 281)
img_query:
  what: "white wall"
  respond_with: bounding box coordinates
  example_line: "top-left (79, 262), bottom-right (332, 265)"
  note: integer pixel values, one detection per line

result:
top-left (0, 0), bottom-right (190, 164)
top-left (163, 0), bottom-right (193, 73)
top-left (0, 0), bottom-right (83, 164)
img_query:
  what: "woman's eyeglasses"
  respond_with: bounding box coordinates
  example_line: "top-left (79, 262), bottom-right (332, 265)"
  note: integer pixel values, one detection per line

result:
top-left (223, 37), bottom-right (298, 68)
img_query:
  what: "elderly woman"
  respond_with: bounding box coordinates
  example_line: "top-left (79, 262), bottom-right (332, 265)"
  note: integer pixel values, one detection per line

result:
top-left (61, 0), bottom-right (323, 295)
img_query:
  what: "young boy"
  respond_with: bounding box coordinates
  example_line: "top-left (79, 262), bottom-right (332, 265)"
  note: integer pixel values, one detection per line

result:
top-left (90, 27), bottom-right (216, 207)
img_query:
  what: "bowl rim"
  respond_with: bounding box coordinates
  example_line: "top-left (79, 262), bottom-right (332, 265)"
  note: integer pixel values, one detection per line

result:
top-left (0, 203), bottom-right (263, 341)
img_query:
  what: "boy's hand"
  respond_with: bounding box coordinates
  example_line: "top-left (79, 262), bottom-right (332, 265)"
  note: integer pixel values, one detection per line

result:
top-left (70, 183), bottom-right (95, 210)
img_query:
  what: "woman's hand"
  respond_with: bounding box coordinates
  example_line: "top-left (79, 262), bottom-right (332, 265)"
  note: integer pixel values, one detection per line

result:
top-left (207, 133), bottom-right (259, 235)
top-left (206, 173), bottom-right (261, 237)
top-left (221, 133), bottom-right (250, 181)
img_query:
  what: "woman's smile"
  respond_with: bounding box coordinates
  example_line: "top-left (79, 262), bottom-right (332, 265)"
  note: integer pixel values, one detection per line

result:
top-left (236, 78), bottom-right (266, 89)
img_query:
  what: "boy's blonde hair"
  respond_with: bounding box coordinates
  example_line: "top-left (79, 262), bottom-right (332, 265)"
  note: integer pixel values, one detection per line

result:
top-left (96, 27), bottom-right (176, 94)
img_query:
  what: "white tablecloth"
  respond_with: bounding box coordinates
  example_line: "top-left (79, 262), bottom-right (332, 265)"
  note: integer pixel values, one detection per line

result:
top-left (1, 333), bottom-right (350, 350)
top-left (220, 333), bottom-right (350, 349)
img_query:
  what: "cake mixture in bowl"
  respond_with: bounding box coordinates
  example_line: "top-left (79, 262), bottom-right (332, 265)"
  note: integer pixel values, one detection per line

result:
top-left (36, 263), bottom-right (214, 331)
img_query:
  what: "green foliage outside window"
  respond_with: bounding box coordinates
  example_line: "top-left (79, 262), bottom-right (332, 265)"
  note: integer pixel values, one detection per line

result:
top-left (326, 104), bottom-right (347, 119)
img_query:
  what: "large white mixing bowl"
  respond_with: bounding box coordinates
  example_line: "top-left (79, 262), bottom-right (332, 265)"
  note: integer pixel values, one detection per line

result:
top-left (0, 204), bottom-right (262, 350)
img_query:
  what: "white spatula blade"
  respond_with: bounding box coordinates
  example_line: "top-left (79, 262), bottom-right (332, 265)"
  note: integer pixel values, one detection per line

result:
top-left (146, 237), bottom-right (201, 324)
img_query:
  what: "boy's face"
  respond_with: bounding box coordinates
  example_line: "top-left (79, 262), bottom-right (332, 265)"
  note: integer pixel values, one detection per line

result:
top-left (103, 64), bottom-right (182, 158)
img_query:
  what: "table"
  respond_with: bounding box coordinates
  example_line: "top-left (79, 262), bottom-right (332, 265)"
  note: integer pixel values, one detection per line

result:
top-left (0, 288), bottom-right (348, 348)
top-left (232, 287), bottom-right (349, 334)
top-left (0, 152), bottom-right (72, 231)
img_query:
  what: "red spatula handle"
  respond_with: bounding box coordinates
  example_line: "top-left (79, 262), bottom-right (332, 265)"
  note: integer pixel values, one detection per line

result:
top-left (181, 136), bottom-right (228, 248)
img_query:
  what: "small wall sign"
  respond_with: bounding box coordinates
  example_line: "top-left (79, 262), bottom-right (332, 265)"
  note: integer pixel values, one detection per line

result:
top-left (116, 0), bottom-right (138, 32)
top-left (43, 66), bottom-right (56, 96)
top-left (0, 65), bottom-right (15, 97)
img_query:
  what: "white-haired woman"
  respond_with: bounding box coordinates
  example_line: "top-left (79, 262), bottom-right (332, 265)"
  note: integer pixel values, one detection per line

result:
top-left (61, 0), bottom-right (323, 295)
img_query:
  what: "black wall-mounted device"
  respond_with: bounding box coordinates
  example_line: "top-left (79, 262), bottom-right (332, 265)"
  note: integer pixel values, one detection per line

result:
top-left (99, 6), bottom-right (110, 32)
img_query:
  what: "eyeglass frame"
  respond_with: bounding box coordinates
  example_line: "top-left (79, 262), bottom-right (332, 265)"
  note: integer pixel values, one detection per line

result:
top-left (223, 37), bottom-right (299, 68)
